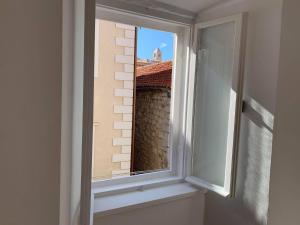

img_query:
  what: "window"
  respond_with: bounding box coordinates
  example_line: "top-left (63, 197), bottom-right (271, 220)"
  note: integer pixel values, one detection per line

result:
top-left (92, 7), bottom-right (190, 188)
top-left (91, 7), bottom-right (246, 198)
top-left (92, 19), bottom-right (175, 180)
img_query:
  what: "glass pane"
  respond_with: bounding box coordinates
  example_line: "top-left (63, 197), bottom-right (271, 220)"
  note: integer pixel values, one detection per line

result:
top-left (192, 22), bottom-right (235, 187)
top-left (92, 19), bottom-right (175, 181)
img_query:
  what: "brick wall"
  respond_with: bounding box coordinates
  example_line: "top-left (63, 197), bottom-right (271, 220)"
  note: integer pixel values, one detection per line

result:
top-left (133, 88), bottom-right (171, 172)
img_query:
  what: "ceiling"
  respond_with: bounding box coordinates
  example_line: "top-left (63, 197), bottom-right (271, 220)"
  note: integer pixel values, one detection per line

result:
top-left (155, 0), bottom-right (226, 13)
top-left (96, 0), bottom-right (233, 24)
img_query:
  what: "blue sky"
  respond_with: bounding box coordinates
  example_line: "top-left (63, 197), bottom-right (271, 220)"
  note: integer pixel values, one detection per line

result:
top-left (137, 27), bottom-right (174, 61)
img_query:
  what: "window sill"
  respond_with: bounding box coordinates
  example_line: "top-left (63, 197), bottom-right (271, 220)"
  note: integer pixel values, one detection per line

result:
top-left (92, 181), bottom-right (206, 218)
top-left (92, 176), bottom-right (183, 197)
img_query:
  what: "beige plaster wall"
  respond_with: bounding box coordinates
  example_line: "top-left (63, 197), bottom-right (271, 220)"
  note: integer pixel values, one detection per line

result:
top-left (0, 0), bottom-right (61, 224)
top-left (93, 20), bottom-right (135, 180)
top-left (268, 0), bottom-right (300, 224)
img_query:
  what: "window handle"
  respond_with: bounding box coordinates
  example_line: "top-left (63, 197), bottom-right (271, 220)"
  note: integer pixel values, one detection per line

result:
top-left (241, 100), bottom-right (246, 113)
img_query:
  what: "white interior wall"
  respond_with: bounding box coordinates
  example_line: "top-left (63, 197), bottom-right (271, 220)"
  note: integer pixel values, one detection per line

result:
top-left (61, 0), bottom-right (74, 224)
top-left (94, 192), bottom-right (205, 225)
top-left (71, 0), bottom-right (85, 223)
top-left (0, 1), bottom-right (62, 225)
top-left (0, 1), bottom-right (291, 225)
top-left (268, 0), bottom-right (300, 224)
top-left (196, 1), bottom-right (283, 225)
top-left (89, 1), bottom-right (286, 225)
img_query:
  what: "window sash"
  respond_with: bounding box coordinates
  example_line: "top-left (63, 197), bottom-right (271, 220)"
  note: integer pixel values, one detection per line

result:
top-left (185, 13), bottom-right (246, 197)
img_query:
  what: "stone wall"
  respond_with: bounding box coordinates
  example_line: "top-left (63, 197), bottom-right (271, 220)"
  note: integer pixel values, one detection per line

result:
top-left (133, 88), bottom-right (171, 172)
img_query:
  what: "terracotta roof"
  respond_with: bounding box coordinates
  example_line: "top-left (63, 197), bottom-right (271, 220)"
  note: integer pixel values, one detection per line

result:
top-left (136, 60), bottom-right (156, 67)
top-left (136, 61), bottom-right (172, 89)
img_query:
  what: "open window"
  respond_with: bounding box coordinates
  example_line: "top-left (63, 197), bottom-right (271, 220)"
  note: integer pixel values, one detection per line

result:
top-left (185, 14), bottom-right (246, 197)
top-left (91, 6), bottom-right (191, 188)
top-left (90, 6), bottom-right (246, 212)
top-left (74, 2), bottom-right (248, 223)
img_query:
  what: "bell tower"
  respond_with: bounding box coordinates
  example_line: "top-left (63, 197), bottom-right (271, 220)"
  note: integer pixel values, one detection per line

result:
top-left (153, 48), bottom-right (162, 62)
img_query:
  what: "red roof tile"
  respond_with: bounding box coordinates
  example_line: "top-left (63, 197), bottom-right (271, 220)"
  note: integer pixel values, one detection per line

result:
top-left (136, 61), bottom-right (172, 89)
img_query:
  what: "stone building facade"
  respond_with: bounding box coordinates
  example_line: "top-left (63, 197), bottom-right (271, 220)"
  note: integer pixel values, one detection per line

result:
top-left (93, 20), bottom-right (172, 179)
top-left (93, 20), bottom-right (136, 180)
top-left (133, 61), bottom-right (172, 172)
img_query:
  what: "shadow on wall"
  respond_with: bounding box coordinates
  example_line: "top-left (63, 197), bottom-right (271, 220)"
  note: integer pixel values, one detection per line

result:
top-left (241, 97), bottom-right (274, 224)
top-left (205, 97), bottom-right (274, 225)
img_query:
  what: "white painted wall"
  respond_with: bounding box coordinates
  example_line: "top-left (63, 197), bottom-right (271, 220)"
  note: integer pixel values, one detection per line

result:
top-left (1, 1), bottom-right (292, 225)
top-left (61, 0), bottom-right (74, 224)
top-left (196, 1), bottom-right (283, 225)
top-left (0, 1), bottom-right (62, 225)
top-left (70, 0), bottom-right (85, 223)
top-left (268, 0), bottom-right (300, 224)
top-left (94, 193), bottom-right (205, 225)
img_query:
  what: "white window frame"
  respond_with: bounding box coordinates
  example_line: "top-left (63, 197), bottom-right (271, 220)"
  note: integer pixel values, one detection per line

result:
top-left (92, 6), bottom-right (192, 190)
top-left (185, 14), bottom-right (246, 197)
top-left (92, 6), bottom-right (246, 196)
